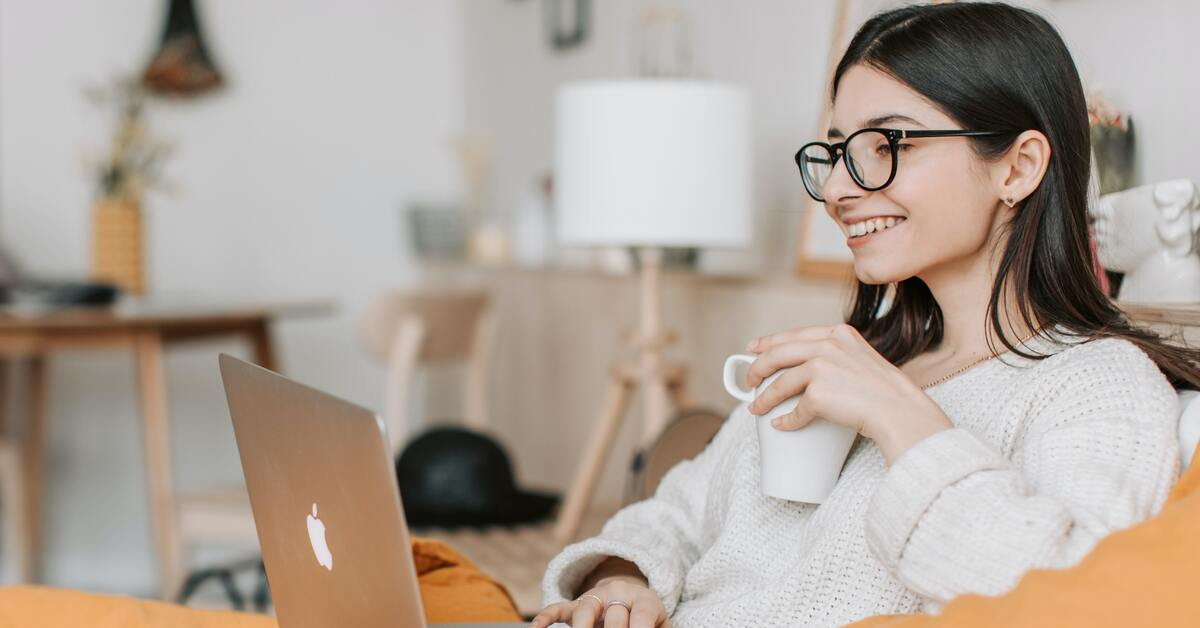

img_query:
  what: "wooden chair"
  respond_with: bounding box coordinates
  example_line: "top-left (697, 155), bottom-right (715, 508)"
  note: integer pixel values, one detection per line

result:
top-left (0, 436), bottom-right (27, 583)
top-left (358, 289), bottom-right (496, 454)
top-left (362, 289), bottom-right (554, 616)
top-left (0, 358), bottom-right (29, 584)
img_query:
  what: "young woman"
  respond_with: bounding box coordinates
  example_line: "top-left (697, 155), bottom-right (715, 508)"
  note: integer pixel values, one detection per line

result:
top-left (530, 3), bottom-right (1200, 627)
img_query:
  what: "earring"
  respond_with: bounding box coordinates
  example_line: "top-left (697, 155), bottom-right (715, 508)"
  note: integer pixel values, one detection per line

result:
top-left (1003, 196), bottom-right (1016, 208)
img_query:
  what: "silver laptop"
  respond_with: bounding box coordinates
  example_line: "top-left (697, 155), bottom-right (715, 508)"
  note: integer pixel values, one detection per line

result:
top-left (219, 354), bottom-right (526, 628)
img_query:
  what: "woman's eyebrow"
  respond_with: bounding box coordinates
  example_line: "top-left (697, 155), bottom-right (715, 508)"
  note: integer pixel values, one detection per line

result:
top-left (866, 113), bottom-right (926, 128)
top-left (827, 113), bottom-right (927, 139)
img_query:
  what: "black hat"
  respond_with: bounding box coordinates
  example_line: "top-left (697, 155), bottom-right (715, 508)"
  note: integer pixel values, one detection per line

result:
top-left (395, 425), bottom-right (560, 528)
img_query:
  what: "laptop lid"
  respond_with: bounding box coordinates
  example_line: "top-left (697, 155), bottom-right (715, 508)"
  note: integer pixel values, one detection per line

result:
top-left (219, 353), bottom-right (427, 628)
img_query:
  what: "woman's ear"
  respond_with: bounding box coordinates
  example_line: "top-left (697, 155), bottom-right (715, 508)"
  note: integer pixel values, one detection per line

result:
top-left (993, 130), bottom-right (1051, 207)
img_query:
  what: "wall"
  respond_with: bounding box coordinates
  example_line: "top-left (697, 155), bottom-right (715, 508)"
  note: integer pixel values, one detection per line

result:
top-left (1038, 0), bottom-right (1200, 187)
top-left (0, 0), bottom-right (464, 593)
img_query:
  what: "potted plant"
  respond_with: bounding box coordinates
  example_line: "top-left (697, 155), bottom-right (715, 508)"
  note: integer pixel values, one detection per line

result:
top-left (83, 77), bottom-right (172, 295)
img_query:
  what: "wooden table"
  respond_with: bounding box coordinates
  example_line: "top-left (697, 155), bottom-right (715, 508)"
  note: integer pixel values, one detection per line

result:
top-left (0, 300), bottom-right (331, 596)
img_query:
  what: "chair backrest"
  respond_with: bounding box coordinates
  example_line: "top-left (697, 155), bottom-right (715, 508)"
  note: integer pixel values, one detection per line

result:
top-left (625, 408), bottom-right (726, 504)
top-left (359, 290), bottom-right (496, 455)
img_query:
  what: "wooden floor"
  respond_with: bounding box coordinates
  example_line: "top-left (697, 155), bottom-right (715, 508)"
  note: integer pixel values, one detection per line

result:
top-left (412, 507), bottom-right (618, 619)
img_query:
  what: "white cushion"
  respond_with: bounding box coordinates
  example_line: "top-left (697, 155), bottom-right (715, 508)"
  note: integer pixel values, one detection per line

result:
top-left (1177, 389), bottom-right (1200, 471)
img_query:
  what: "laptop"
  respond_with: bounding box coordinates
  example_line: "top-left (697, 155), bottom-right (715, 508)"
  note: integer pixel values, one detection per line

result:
top-left (219, 354), bottom-right (527, 628)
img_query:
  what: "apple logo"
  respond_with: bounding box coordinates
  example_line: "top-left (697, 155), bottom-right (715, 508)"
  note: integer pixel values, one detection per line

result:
top-left (306, 503), bottom-right (333, 571)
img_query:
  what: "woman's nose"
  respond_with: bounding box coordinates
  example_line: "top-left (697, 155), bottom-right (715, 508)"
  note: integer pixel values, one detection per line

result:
top-left (821, 156), bottom-right (863, 204)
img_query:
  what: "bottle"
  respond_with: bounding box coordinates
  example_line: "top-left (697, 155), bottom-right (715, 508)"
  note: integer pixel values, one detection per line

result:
top-left (512, 173), bottom-right (554, 267)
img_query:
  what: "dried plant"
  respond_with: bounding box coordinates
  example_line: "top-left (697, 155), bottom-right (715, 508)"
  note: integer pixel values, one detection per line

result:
top-left (82, 76), bottom-right (174, 203)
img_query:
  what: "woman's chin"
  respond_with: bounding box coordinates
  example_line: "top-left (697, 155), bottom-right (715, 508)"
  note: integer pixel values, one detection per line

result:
top-left (852, 259), bottom-right (906, 285)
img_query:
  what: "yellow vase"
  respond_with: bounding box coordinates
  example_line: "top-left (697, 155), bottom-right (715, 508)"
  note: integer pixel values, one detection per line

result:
top-left (91, 197), bottom-right (145, 295)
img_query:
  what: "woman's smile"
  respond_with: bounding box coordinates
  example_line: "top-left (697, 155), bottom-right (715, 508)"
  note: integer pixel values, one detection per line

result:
top-left (846, 215), bottom-right (907, 248)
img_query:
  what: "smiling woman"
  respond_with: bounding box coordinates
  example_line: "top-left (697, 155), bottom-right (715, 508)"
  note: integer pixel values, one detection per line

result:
top-left (531, 3), bottom-right (1199, 628)
top-left (823, 13), bottom-right (1200, 390)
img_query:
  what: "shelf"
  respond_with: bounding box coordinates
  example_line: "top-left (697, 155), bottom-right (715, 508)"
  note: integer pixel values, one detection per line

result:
top-left (1117, 301), bottom-right (1200, 327)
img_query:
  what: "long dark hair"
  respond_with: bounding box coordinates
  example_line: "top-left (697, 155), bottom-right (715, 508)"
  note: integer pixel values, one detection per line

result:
top-left (835, 1), bottom-right (1200, 390)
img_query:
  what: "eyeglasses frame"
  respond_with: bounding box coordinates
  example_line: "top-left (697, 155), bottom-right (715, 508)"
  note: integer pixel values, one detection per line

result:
top-left (795, 127), bottom-right (1010, 202)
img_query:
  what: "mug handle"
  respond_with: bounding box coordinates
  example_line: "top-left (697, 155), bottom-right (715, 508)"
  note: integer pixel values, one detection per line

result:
top-left (722, 354), bottom-right (757, 402)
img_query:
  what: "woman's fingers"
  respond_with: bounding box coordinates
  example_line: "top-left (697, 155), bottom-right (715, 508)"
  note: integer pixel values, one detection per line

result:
top-left (603, 601), bottom-right (632, 628)
top-left (748, 362), bottom-right (812, 417)
top-left (745, 340), bottom-right (827, 389)
top-left (528, 601), bottom-right (574, 628)
top-left (533, 582), bottom-right (666, 628)
top-left (771, 393), bottom-right (819, 431)
top-left (628, 603), bottom-right (662, 628)
top-left (570, 596), bottom-right (603, 628)
top-left (746, 324), bottom-right (839, 354)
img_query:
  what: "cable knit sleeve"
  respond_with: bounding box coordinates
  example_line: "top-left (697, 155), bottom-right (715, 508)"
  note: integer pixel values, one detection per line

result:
top-left (864, 337), bottom-right (1181, 606)
top-left (540, 401), bottom-right (750, 616)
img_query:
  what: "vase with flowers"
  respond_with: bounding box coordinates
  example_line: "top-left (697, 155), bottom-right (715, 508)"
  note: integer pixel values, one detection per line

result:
top-left (1087, 87), bottom-right (1135, 196)
top-left (83, 77), bottom-right (172, 295)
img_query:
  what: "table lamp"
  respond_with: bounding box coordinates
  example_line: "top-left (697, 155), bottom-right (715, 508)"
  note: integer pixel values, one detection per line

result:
top-left (552, 79), bottom-right (752, 541)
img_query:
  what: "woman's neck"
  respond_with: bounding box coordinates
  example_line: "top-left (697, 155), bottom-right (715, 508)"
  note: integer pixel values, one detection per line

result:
top-left (918, 251), bottom-right (1040, 362)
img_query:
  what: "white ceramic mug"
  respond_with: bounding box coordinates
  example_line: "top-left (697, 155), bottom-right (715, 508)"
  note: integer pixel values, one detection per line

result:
top-left (722, 353), bottom-right (858, 503)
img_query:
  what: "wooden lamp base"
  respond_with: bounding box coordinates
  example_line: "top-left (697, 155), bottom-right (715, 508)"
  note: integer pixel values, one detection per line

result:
top-left (553, 247), bottom-right (691, 543)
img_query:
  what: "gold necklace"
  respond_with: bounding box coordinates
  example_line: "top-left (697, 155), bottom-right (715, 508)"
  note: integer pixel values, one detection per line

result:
top-left (918, 332), bottom-right (1040, 390)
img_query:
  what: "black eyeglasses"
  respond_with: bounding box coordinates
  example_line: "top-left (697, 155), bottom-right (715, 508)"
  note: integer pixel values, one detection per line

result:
top-left (795, 128), bottom-right (1009, 202)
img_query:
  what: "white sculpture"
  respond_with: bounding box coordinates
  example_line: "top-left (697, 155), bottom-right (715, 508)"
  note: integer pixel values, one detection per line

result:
top-left (1092, 179), bottom-right (1200, 303)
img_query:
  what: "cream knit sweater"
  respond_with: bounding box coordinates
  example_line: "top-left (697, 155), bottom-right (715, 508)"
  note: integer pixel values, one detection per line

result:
top-left (541, 329), bottom-right (1181, 627)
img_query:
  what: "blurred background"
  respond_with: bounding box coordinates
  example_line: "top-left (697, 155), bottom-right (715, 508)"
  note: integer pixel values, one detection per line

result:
top-left (0, 0), bottom-right (1196, 616)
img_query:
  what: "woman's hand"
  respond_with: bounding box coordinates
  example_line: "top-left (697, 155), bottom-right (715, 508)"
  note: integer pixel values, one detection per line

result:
top-left (528, 576), bottom-right (670, 628)
top-left (744, 323), bottom-right (952, 464)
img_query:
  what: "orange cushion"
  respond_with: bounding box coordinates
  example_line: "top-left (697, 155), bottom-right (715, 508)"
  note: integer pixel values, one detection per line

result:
top-left (0, 536), bottom-right (521, 626)
top-left (411, 536), bottom-right (523, 624)
top-left (0, 586), bottom-right (278, 628)
top-left (846, 445), bottom-right (1200, 628)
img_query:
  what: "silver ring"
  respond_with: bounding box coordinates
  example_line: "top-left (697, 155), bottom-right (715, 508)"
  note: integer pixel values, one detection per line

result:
top-left (606, 599), bottom-right (632, 612)
top-left (578, 593), bottom-right (604, 608)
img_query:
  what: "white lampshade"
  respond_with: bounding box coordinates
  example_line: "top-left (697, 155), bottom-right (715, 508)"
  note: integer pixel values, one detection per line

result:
top-left (555, 79), bottom-right (753, 248)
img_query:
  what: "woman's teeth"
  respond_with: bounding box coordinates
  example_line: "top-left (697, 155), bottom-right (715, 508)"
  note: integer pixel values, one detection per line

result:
top-left (848, 216), bottom-right (905, 238)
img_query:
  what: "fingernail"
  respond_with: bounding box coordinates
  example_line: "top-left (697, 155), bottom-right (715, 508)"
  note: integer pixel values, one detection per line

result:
top-left (771, 417), bottom-right (783, 428)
